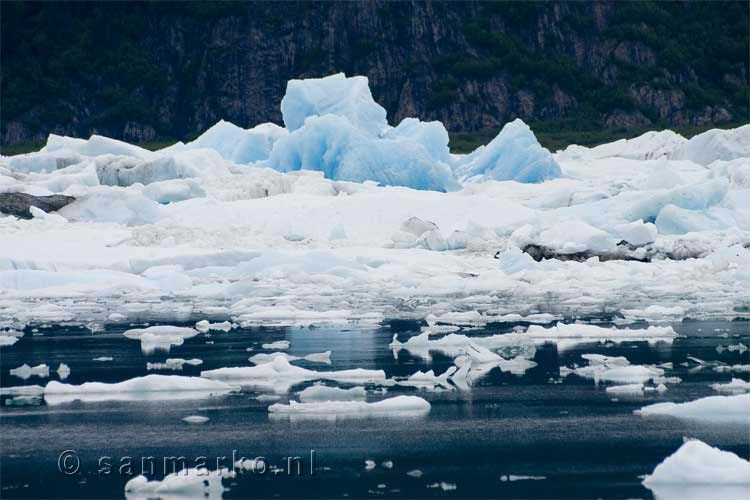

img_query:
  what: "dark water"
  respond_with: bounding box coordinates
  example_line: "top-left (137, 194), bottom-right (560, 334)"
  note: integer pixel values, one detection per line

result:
top-left (1, 318), bottom-right (749, 499)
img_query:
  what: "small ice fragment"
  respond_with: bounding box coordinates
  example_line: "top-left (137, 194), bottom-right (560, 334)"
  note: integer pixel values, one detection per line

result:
top-left (182, 415), bottom-right (210, 424)
top-left (365, 460), bottom-right (376, 471)
top-left (262, 340), bottom-right (290, 350)
top-left (56, 363), bottom-right (71, 380)
top-left (407, 469), bottom-right (423, 478)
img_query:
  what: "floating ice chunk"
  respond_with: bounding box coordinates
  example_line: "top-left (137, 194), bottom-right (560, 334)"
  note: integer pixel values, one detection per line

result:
top-left (381, 460), bottom-right (394, 469)
top-left (671, 124), bottom-right (750, 165)
top-left (58, 186), bottom-right (161, 225)
top-left (400, 217), bottom-right (439, 238)
top-left (365, 460), bottom-right (376, 471)
top-left (195, 320), bottom-right (234, 333)
top-left (95, 149), bottom-right (231, 187)
top-left (298, 385), bottom-right (367, 402)
top-left (0, 385), bottom-right (45, 396)
top-left (655, 204), bottom-right (735, 235)
top-left (56, 363), bottom-right (70, 380)
top-left (268, 395), bottom-right (430, 417)
top-left (576, 364), bottom-right (664, 385)
top-left (44, 375), bottom-right (238, 405)
top-left (147, 358), bottom-right (203, 371)
top-left (185, 120), bottom-right (288, 164)
top-left (124, 326), bottom-right (198, 340)
top-left (427, 482), bottom-right (456, 491)
top-left (581, 354), bottom-right (630, 367)
top-left (10, 363), bottom-right (49, 380)
top-left (496, 245), bottom-right (536, 274)
top-left (426, 311), bottom-right (487, 327)
top-left (636, 394), bottom-right (750, 421)
top-left (124, 467), bottom-right (229, 499)
top-left (93, 356), bottom-right (113, 362)
top-left (621, 306), bottom-right (685, 322)
top-left (141, 178), bottom-right (206, 204)
top-left (383, 118), bottom-right (451, 164)
top-left (714, 365), bottom-right (750, 374)
top-left (612, 220), bottom-right (657, 246)
top-left (643, 440), bottom-right (750, 487)
top-left (626, 178), bottom-right (729, 223)
top-left (43, 133), bottom-right (153, 159)
top-left (261, 340), bottom-right (290, 350)
top-left (124, 325), bottom-right (199, 353)
top-left (280, 73), bottom-right (388, 136)
top-left (268, 114), bottom-right (458, 191)
top-left (559, 130), bottom-right (687, 161)
top-left (182, 415), bottom-right (210, 424)
top-left (606, 383), bottom-right (644, 395)
top-left (710, 379), bottom-right (750, 394)
top-left (0, 329), bottom-right (23, 347)
top-left (394, 367), bottom-right (457, 390)
top-left (201, 356), bottom-right (385, 393)
top-left (250, 351), bottom-right (331, 365)
top-left (407, 469), bottom-right (423, 478)
top-left (500, 475), bottom-right (546, 482)
top-left (455, 119), bottom-right (561, 183)
top-left (539, 220), bottom-right (618, 254)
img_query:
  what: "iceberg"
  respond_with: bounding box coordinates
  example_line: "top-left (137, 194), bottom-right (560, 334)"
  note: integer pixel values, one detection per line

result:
top-left (267, 114), bottom-right (459, 191)
top-left (182, 120), bottom-right (288, 164)
top-left (455, 119), bottom-right (562, 183)
top-left (280, 73), bottom-right (388, 136)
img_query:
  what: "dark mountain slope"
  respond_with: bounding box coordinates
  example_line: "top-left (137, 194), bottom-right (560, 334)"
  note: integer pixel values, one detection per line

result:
top-left (1, 0), bottom-right (748, 149)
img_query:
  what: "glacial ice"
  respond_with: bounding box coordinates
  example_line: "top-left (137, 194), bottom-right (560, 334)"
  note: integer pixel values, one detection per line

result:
top-left (281, 73), bottom-right (388, 136)
top-left (1, 73), bottom-right (750, 326)
top-left (298, 385), bottom-right (367, 402)
top-left (124, 467), bottom-right (229, 499)
top-left (200, 356), bottom-right (386, 393)
top-left (455, 119), bottom-right (561, 183)
top-left (643, 440), bottom-right (750, 485)
top-left (44, 375), bottom-right (239, 405)
top-left (636, 393), bottom-right (750, 421)
top-left (710, 378), bottom-right (750, 394)
top-left (268, 395), bottom-right (431, 416)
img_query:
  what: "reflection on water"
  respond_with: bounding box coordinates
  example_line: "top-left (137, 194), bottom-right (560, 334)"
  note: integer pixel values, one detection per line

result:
top-left (0, 318), bottom-right (748, 499)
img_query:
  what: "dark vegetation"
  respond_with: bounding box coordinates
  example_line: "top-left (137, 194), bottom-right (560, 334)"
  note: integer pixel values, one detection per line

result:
top-left (1, 1), bottom-right (748, 154)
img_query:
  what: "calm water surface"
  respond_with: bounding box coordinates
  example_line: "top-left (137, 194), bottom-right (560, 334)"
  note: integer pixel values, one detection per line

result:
top-left (1, 318), bottom-right (749, 499)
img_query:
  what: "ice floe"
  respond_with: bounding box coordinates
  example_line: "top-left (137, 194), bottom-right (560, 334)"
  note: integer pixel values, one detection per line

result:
top-left (249, 351), bottom-right (331, 365)
top-left (200, 356), bottom-right (386, 393)
top-left (124, 467), bottom-right (230, 499)
top-left (710, 378), bottom-right (750, 394)
top-left (268, 395), bottom-right (430, 418)
top-left (298, 385), bottom-right (367, 402)
top-left (9, 363), bottom-right (49, 380)
top-left (636, 393), bottom-right (750, 421)
top-left (43, 375), bottom-right (238, 405)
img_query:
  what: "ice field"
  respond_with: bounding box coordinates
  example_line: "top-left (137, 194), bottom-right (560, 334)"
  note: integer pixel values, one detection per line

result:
top-left (1, 73), bottom-right (749, 328)
top-left (1, 73), bottom-right (749, 498)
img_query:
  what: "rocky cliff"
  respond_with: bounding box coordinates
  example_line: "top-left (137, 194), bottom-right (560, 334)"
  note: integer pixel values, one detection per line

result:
top-left (2, 0), bottom-right (748, 146)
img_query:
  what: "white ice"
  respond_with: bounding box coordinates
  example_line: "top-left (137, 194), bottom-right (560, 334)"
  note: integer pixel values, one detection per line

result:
top-left (636, 393), bottom-right (750, 421)
top-left (124, 467), bottom-right (229, 499)
top-left (43, 374), bottom-right (239, 405)
top-left (268, 395), bottom-right (430, 417)
top-left (298, 385), bottom-right (367, 402)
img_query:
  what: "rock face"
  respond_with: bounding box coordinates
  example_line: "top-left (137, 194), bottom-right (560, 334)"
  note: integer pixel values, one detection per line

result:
top-left (1, 1), bottom-right (747, 146)
top-left (0, 193), bottom-right (75, 219)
